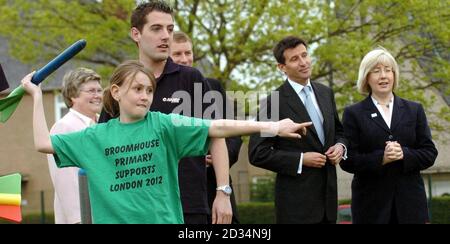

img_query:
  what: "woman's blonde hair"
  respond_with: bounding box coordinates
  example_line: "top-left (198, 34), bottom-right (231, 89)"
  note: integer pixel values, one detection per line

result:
top-left (62, 68), bottom-right (101, 108)
top-left (356, 47), bottom-right (400, 94)
top-left (103, 60), bottom-right (156, 118)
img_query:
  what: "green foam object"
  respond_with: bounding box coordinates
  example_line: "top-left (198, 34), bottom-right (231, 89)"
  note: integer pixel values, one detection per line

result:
top-left (0, 173), bottom-right (21, 194)
top-left (0, 86), bottom-right (25, 123)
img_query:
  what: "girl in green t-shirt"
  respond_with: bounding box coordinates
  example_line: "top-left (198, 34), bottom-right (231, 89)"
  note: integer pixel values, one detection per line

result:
top-left (21, 60), bottom-right (311, 223)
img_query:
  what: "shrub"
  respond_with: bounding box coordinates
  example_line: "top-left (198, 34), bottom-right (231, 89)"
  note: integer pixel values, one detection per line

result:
top-left (237, 202), bottom-right (275, 224)
top-left (0, 212), bottom-right (54, 224)
top-left (237, 197), bottom-right (450, 224)
top-left (250, 175), bottom-right (275, 202)
top-left (430, 196), bottom-right (450, 224)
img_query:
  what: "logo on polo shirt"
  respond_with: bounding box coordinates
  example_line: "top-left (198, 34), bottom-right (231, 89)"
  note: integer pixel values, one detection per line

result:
top-left (162, 97), bottom-right (181, 103)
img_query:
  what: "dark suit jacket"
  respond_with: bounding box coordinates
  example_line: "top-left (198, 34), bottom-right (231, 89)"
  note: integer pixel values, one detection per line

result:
top-left (248, 80), bottom-right (347, 224)
top-left (341, 95), bottom-right (438, 224)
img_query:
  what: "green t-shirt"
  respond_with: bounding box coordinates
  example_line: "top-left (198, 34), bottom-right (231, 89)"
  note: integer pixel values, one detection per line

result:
top-left (51, 112), bottom-right (211, 224)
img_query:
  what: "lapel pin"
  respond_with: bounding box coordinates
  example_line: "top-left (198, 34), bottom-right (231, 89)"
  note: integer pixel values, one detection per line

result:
top-left (371, 113), bottom-right (377, 118)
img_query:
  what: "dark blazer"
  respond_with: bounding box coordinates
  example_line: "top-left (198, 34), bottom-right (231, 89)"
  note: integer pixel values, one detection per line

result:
top-left (248, 80), bottom-right (347, 224)
top-left (341, 95), bottom-right (438, 224)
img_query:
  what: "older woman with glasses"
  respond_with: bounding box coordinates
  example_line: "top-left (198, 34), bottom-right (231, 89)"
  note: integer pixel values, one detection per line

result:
top-left (47, 67), bottom-right (103, 224)
top-left (340, 47), bottom-right (438, 224)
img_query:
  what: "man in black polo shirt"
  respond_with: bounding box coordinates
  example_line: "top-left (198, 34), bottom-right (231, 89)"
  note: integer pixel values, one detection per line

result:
top-left (99, 1), bottom-right (232, 224)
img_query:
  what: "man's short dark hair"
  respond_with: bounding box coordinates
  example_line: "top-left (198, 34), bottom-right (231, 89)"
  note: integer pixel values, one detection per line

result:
top-left (131, 1), bottom-right (174, 32)
top-left (273, 36), bottom-right (308, 64)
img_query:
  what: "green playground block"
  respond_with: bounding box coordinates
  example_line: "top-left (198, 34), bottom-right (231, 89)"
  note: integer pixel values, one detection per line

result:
top-left (0, 173), bottom-right (21, 194)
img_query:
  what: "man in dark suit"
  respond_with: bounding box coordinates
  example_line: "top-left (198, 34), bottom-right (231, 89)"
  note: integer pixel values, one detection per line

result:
top-left (0, 64), bottom-right (9, 92)
top-left (249, 36), bottom-right (348, 224)
top-left (341, 47), bottom-right (438, 224)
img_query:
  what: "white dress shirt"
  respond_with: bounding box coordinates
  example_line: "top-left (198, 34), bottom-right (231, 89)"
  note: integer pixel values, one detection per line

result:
top-left (371, 96), bottom-right (394, 128)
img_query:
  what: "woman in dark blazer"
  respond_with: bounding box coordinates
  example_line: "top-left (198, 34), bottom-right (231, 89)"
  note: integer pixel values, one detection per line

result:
top-left (341, 47), bottom-right (438, 224)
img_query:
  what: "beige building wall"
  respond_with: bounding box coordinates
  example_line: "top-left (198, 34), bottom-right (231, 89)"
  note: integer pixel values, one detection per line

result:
top-left (0, 92), bottom-right (56, 214)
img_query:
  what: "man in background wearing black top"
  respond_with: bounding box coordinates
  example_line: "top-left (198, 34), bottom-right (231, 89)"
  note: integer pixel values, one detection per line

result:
top-left (170, 31), bottom-right (242, 224)
top-left (99, 1), bottom-right (232, 224)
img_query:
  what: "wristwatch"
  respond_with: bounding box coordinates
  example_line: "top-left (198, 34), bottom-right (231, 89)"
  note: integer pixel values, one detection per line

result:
top-left (216, 185), bottom-right (232, 196)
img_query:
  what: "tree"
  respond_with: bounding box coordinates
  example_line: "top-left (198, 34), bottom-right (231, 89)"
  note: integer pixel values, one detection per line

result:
top-left (174, 0), bottom-right (449, 133)
top-left (0, 0), bottom-right (136, 77)
top-left (0, 0), bottom-right (448, 132)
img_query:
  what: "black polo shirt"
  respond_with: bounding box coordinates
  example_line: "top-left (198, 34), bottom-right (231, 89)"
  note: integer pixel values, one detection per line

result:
top-left (99, 58), bottom-right (212, 215)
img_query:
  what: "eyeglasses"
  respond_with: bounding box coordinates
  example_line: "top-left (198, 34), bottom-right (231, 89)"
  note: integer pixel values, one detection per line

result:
top-left (80, 88), bottom-right (103, 95)
top-left (370, 67), bottom-right (393, 76)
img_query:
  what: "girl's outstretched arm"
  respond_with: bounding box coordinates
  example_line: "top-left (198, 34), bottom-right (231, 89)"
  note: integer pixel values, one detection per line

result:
top-left (209, 119), bottom-right (312, 139)
top-left (21, 72), bottom-right (54, 154)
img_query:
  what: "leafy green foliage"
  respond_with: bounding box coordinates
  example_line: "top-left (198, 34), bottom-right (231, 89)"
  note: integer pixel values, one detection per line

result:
top-left (238, 197), bottom-right (450, 224)
top-left (0, 0), bottom-right (136, 80)
top-left (250, 175), bottom-right (275, 202)
top-left (237, 202), bottom-right (275, 224)
top-left (430, 196), bottom-right (450, 224)
top-left (174, 0), bottom-right (449, 135)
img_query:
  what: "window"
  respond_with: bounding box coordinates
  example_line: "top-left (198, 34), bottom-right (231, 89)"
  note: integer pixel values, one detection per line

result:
top-left (54, 93), bottom-right (69, 121)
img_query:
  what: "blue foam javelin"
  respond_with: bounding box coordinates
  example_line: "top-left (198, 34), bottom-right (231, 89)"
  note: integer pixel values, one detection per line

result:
top-left (0, 39), bottom-right (87, 122)
top-left (31, 39), bottom-right (86, 85)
